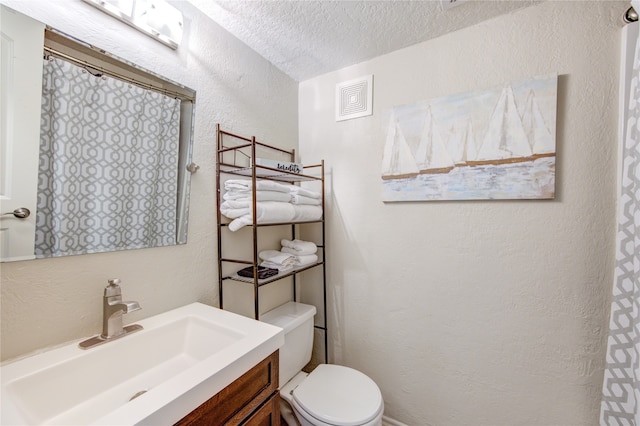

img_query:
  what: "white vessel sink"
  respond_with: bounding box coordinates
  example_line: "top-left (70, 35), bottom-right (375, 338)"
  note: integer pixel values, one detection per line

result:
top-left (1, 303), bottom-right (284, 425)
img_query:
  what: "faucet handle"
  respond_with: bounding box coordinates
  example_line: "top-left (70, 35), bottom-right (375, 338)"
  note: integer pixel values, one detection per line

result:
top-left (105, 278), bottom-right (122, 297)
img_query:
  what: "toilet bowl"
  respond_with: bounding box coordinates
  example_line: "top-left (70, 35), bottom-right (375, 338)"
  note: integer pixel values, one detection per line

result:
top-left (280, 366), bottom-right (384, 426)
top-left (261, 302), bottom-right (384, 426)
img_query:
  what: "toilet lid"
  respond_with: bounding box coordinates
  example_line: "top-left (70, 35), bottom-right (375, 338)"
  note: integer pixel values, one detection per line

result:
top-left (292, 364), bottom-right (382, 426)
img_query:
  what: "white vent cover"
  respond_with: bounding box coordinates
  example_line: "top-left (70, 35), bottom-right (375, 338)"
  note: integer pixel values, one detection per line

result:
top-left (440, 0), bottom-right (468, 10)
top-left (335, 74), bottom-right (373, 122)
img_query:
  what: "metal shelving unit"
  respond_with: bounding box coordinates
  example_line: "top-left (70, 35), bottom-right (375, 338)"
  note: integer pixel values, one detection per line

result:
top-left (216, 124), bottom-right (328, 363)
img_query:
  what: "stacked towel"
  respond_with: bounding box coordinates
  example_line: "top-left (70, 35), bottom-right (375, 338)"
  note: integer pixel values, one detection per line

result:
top-left (226, 202), bottom-right (297, 232)
top-left (251, 240), bottom-right (319, 276)
top-left (221, 201), bottom-right (295, 221)
top-left (290, 186), bottom-right (322, 206)
top-left (221, 179), bottom-right (322, 231)
top-left (222, 179), bottom-right (292, 206)
top-left (290, 194), bottom-right (321, 205)
top-left (225, 179), bottom-right (292, 193)
top-left (290, 186), bottom-right (321, 199)
top-left (280, 239), bottom-right (318, 266)
top-left (223, 191), bottom-right (291, 202)
top-left (294, 254), bottom-right (319, 266)
top-left (259, 250), bottom-right (296, 272)
top-left (281, 239), bottom-right (317, 255)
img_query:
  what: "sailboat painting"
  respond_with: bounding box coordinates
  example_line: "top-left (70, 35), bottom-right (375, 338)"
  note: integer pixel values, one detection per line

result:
top-left (381, 74), bottom-right (557, 201)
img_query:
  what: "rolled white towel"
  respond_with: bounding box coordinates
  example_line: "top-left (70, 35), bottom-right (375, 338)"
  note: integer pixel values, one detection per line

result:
top-left (295, 254), bottom-right (318, 267)
top-left (228, 216), bottom-right (252, 232)
top-left (259, 250), bottom-right (296, 267)
top-left (290, 186), bottom-right (321, 199)
top-left (281, 239), bottom-right (317, 255)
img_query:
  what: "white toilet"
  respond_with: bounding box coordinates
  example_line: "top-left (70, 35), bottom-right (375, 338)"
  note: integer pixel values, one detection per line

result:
top-left (262, 302), bottom-right (384, 426)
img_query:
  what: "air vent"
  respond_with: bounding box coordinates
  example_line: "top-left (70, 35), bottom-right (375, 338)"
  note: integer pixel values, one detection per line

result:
top-left (335, 74), bottom-right (373, 122)
top-left (440, 0), bottom-right (467, 10)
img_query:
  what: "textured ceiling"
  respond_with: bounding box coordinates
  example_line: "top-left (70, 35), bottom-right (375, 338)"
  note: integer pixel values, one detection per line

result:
top-left (189, 0), bottom-right (537, 82)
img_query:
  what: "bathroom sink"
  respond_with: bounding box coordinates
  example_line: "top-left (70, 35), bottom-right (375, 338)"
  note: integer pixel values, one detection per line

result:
top-left (1, 303), bottom-right (284, 425)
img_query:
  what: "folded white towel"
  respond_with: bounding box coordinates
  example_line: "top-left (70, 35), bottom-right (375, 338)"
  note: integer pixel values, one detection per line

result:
top-left (290, 186), bottom-right (321, 199)
top-left (225, 179), bottom-right (291, 193)
top-left (290, 194), bottom-right (321, 206)
top-left (282, 247), bottom-right (319, 257)
top-left (220, 201), bottom-right (250, 219)
top-left (259, 250), bottom-right (296, 266)
top-left (281, 239), bottom-right (318, 255)
top-left (295, 254), bottom-right (318, 266)
top-left (223, 190), bottom-right (292, 203)
top-left (260, 261), bottom-right (294, 273)
top-left (292, 205), bottom-right (323, 222)
top-left (227, 202), bottom-right (296, 231)
top-left (220, 199), bottom-right (249, 210)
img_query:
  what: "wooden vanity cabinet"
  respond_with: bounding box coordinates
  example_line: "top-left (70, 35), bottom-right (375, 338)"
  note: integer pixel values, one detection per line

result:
top-left (175, 351), bottom-right (280, 425)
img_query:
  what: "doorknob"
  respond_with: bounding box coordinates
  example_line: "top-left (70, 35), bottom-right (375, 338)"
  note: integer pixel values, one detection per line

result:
top-left (2, 207), bottom-right (31, 219)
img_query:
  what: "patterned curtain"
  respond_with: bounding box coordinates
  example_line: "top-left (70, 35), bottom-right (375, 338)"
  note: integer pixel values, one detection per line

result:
top-left (35, 56), bottom-right (180, 257)
top-left (601, 16), bottom-right (640, 425)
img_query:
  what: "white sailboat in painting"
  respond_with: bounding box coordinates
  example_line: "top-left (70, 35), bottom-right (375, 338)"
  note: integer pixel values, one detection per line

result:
top-left (468, 85), bottom-right (533, 166)
top-left (415, 106), bottom-right (455, 174)
top-left (382, 74), bottom-right (557, 201)
top-left (381, 116), bottom-right (419, 180)
top-left (446, 119), bottom-right (477, 166)
top-left (521, 89), bottom-right (555, 159)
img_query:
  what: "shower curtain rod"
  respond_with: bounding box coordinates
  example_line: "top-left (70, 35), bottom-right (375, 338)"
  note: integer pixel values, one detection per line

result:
top-left (624, 6), bottom-right (638, 23)
top-left (43, 46), bottom-right (194, 102)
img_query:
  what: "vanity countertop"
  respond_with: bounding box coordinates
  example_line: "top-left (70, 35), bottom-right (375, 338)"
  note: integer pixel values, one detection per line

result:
top-left (1, 303), bottom-right (284, 425)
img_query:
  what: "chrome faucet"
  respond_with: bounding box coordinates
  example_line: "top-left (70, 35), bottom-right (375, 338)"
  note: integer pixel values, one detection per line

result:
top-left (102, 278), bottom-right (141, 339)
top-left (79, 278), bottom-right (143, 349)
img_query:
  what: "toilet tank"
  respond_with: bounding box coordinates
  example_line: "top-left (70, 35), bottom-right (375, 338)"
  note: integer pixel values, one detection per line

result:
top-left (261, 302), bottom-right (317, 386)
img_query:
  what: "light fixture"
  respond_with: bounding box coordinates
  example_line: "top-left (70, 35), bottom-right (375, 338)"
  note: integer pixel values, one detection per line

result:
top-left (82, 0), bottom-right (183, 49)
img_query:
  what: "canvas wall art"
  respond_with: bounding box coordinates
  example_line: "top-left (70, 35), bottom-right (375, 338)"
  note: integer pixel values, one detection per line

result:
top-left (381, 74), bottom-right (558, 201)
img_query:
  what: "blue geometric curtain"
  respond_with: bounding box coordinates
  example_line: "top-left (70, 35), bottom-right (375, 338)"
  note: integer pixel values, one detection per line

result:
top-left (601, 15), bottom-right (640, 426)
top-left (35, 56), bottom-right (180, 257)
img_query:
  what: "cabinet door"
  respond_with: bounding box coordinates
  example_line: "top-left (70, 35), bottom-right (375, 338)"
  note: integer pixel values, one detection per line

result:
top-left (240, 393), bottom-right (280, 426)
top-left (175, 351), bottom-right (279, 426)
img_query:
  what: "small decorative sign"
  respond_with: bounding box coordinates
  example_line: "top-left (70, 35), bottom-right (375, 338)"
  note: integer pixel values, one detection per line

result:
top-left (254, 158), bottom-right (303, 174)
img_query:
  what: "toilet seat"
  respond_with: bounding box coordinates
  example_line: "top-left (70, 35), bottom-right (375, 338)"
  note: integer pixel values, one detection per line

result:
top-left (291, 364), bottom-right (383, 426)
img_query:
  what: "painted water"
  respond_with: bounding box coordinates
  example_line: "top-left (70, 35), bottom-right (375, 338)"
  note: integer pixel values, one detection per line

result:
top-left (382, 157), bottom-right (555, 201)
top-left (381, 74), bottom-right (557, 201)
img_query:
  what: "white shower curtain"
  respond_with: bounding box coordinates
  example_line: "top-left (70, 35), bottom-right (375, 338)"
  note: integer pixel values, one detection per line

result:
top-left (601, 12), bottom-right (640, 426)
top-left (35, 56), bottom-right (181, 257)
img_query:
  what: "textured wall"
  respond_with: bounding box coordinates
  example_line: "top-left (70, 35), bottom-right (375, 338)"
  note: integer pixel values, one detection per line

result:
top-left (0, 0), bottom-right (298, 361)
top-left (299, 2), bottom-right (624, 425)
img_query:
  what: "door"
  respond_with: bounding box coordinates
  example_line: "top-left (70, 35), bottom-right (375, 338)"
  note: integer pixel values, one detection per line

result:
top-left (0, 6), bottom-right (44, 262)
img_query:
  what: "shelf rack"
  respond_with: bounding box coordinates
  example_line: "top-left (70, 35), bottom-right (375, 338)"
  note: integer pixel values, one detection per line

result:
top-left (216, 124), bottom-right (328, 363)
